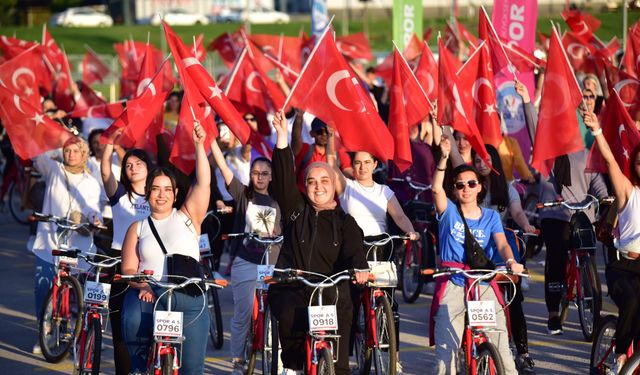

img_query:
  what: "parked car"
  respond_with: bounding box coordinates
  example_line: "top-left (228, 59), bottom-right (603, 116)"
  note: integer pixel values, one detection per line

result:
top-left (50, 7), bottom-right (113, 27)
top-left (242, 8), bottom-right (290, 24)
top-left (215, 7), bottom-right (242, 23)
top-left (150, 9), bottom-right (209, 26)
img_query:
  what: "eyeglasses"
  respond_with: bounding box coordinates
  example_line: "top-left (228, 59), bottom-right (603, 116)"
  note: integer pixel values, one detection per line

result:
top-left (454, 180), bottom-right (479, 190)
top-left (251, 171), bottom-right (271, 178)
top-left (244, 117), bottom-right (256, 122)
top-left (583, 95), bottom-right (596, 100)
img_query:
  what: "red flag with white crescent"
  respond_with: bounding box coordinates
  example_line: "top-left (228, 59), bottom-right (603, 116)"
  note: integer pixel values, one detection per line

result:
top-left (413, 42), bottom-right (438, 102)
top-left (82, 49), bottom-right (110, 86)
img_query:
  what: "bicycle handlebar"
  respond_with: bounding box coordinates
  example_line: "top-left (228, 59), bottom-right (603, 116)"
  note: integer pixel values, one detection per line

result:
top-left (221, 232), bottom-right (283, 245)
top-left (536, 195), bottom-right (614, 210)
top-left (205, 207), bottom-right (233, 216)
top-left (363, 234), bottom-right (410, 247)
top-left (51, 249), bottom-right (121, 268)
top-left (264, 268), bottom-right (372, 288)
top-left (421, 267), bottom-right (530, 280)
top-left (113, 273), bottom-right (229, 290)
top-left (389, 177), bottom-right (432, 192)
top-left (30, 212), bottom-right (108, 231)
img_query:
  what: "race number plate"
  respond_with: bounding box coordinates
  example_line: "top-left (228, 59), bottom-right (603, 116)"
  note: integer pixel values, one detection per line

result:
top-left (308, 305), bottom-right (338, 332)
top-left (58, 255), bottom-right (78, 266)
top-left (467, 300), bottom-right (497, 327)
top-left (199, 234), bottom-right (211, 255)
top-left (256, 265), bottom-right (274, 290)
top-left (154, 311), bottom-right (183, 338)
top-left (83, 281), bottom-right (111, 306)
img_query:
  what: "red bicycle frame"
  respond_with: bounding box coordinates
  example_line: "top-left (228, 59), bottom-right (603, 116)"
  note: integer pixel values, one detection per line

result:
top-left (360, 284), bottom-right (386, 349)
top-left (564, 249), bottom-right (589, 304)
top-left (304, 332), bottom-right (335, 375)
top-left (251, 291), bottom-right (268, 351)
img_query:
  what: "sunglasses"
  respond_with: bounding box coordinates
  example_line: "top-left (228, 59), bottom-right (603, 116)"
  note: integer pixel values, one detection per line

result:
top-left (454, 180), bottom-right (479, 190)
top-left (583, 95), bottom-right (595, 100)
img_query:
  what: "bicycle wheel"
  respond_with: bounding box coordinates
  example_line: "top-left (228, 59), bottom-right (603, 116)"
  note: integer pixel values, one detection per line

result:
top-left (262, 306), bottom-right (280, 375)
top-left (620, 351), bottom-right (640, 375)
top-left (76, 317), bottom-right (101, 375)
top-left (39, 276), bottom-right (84, 363)
top-left (578, 255), bottom-right (602, 342)
top-left (590, 315), bottom-right (617, 375)
top-left (8, 182), bottom-right (30, 225)
top-left (400, 238), bottom-right (424, 303)
top-left (161, 351), bottom-right (174, 375)
top-left (207, 287), bottom-right (224, 349)
top-left (245, 316), bottom-right (257, 375)
top-left (373, 296), bottom-right (397, 375)
top-left (353, 302), bottom-right (373, 375)
top-left (316, 347), bottom-right (336, 375)
top-left (475, 342), bottom-right (505, 375)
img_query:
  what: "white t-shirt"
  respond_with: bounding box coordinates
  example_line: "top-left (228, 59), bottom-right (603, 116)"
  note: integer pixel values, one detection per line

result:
top-left (87, 155), bottom-right (121, 218)
top-left (339, 179), bottom-right (394, 236)
top-left (226, 147), bottom-right (251, 186)
top-left (109, 183), bottom-right (150, 250)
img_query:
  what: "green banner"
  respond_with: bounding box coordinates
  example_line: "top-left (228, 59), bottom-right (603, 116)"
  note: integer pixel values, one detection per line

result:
top-left (392, 0), bottom-right (423, 52)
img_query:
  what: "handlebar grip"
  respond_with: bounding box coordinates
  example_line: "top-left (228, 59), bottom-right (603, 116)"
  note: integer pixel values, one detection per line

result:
top-left (217, 207), bottom-right (233, 214)
top-left (52, 249), bottom-right (79, 257)
top-left (421, 268), bottom-right (436, 275)
top-left (212, 279), bottom-right (229, 288)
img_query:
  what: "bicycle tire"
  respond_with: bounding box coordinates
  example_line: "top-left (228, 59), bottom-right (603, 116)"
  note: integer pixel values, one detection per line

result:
top-left (373, 296), bottom-right (397, 375)
top-left (400, 238), bottom-right (424, 303)
top-left (245, 315), bottom-right (257, 375)
top-left (523, 193), bottom-right (543, 258)
top-left (262, 306), bottom-right (280, 375)
top-left (620, 350), bottom-right (640, 375)
top-left (589, 315), bottom-right (617, 375)
top-left (207, 287), bottom-right (224, 349)
top-left (353, 301), bottom-right (373, 375)
top-left (8, 182), bottom-right (30, 225)
top-left (77, 317), bottom-right (101, 375)
top-left (316, 347), bottom-right (336, 375)
top-left (475, 342), bottom-right (506, 375)
top-left (578, 255), bottom-right (602, 342)
top-left (161, 351), bottom-right (174, 375)
top-left (39, 276), bottom-right (84, 363)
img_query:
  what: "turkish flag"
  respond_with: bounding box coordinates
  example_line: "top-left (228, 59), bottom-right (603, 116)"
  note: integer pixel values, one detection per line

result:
top-left (623, 22), bottom-right (640, 78)
top-left (250, 34), bottom-right (302, 86)
top-left (207, 30), bottom-right (244, 67)
top-left (69, 101), bottom-right (124, 119)
top-left (457, 42), bottom-right (503, 148)
top-left (336, 32), bottom-right (374, 62)
top-left (457, 22), bottom-right (479, 48)
top-left (248, 131), bottom-right (273, 159)
top-left (413, 42), bottom-right (438, 102)
top-left (587, 88), bottom-right (640, 178)
top-left (300, 32), bottom-right (316, 66)
top-left (478, 7), bottom-right (513, 73)
top-left (288, 28), bottom-right (394, 162)
top-left (0, 35), bottom-right (38, 59)
top-left (531, 29), bottom-right (584, 176)
top-left (539, 33), bottom-right (550, 52)
top-left (607, 64), bottom-right (640, 119)
top-left (72, 83), bottom-right (106, 114)
top-left (42, 25), bottom-right (64, 73)
top-left (193, 34), bottom-right (206, 62)
top-left (423, 27), bottom-right (433, 43)
top-left (375, 33), bottom-right (422, 86)
top-left (562, 31), bottom-right (598, 74)
top-left (502, 41), bottom-right (546, 72)
top-left (562, 9), bottom-right (601, 40)
top-left (52, 50), bottom-right (76, 112)
top-left (82, 49), bottom-right (110, 86)
top-left (388, 47), bottom-right (433, 172)
top-left (0, 84), bottom-right (73, 160)
top-left (443, 22), bottom-right (460, 56)
top-left (437, 38), bottom-right (491, 166)
top-left (0, 46), bottom-right (46, 108)
top-left (164, 21), bottom-right (250, 144)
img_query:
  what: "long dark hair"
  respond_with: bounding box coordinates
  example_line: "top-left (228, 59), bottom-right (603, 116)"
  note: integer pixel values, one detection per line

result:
top-left (631, 144), bottom-right (640, 186)
top-left (121, 148), bottom-right (153, 201)
top-left (451, 164), bottom-right (487, 204)
top-left (474, 144), bottom-right (510, 210)
top-left (145, 167), bottom-right (178, 202)
top-left (245, 157), bottom-right (272, 200)
top-left (87, 129), bottom-right (104, 157)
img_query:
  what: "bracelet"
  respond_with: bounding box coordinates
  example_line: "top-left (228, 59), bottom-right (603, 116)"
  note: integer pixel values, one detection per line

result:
top-left (506, 258), bottom-right (515, 266)
top-left (437, 167), bottom-right (446, 172)
top-left (591, 128), bottom-right (602, 136)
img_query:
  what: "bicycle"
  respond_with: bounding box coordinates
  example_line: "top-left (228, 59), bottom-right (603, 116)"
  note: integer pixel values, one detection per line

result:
top-left (50, 249), bottom-right (121, 375)
top-left (223, 232), bottom-right (283, 375)
top-left (423, 267), bottom-right (528, 375)
top-left (6, 161), bottom-right (41, 225)
top-left (353, 234), bottom-right (408, 375)
top-left (31, 212), bottom-right (106, 363)
top-left (589, 315), bottom-right (627, 374)
top-left (266, 268), bottom-right (372, 375)
top-left (537, 195), bottom-right (612, 341)
top-left (388, 177), bottom-right (436, 303)
top-left (113, 272), bottom-right (228, 375)
top-left (199, 208), bottom-right (233, 350)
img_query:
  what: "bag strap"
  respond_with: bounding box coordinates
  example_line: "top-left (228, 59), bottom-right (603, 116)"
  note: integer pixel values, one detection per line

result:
top-left (455, 204), bottom-right (487, 254)
top-left (147, 217), bottom-right (168, 255)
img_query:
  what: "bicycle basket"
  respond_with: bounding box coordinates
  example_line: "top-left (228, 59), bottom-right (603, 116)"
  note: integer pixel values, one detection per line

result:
top-left (367, 261), bottom-right (398, 288)
top-left (570, 211), bottom-right (597, 251)
top-left (404, 201), bottom-right (434, 224)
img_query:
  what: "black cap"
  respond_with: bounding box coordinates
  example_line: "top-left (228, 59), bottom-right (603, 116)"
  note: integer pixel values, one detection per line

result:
top-left (310, 117), bottom-right (327, 132)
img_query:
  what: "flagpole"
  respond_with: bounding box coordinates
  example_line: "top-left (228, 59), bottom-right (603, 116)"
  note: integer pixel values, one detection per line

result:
top-left (264, 53), bottom-right (300, 77)
top-left (223, 48), bottom-right (247, 95)
top-left (281, 15), bottom-right (336, 111)
top-left (455, 40), bottom-right (486, 76)
top-left (391, 40), bottom-right (433, 110)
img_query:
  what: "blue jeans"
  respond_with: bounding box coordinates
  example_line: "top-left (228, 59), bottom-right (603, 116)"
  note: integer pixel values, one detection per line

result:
top-left (121, 287), bottom-right (209, 374)
top-left (34, 257), bottom-right (55, 320)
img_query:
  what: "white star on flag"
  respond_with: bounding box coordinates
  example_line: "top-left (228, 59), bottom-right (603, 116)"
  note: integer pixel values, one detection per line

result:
top-left (129, 103), bottom-right (146, 117)
top-left (24, 86), bottom-right (33, 96)
top-left (623, 148), bottom-right (630, 160)
top-left (483, 103), bottom-right (496, 116)
top-left (31, 112), bottom-right (45, 126)
top-left (209, 85), bottom-right (222, 100)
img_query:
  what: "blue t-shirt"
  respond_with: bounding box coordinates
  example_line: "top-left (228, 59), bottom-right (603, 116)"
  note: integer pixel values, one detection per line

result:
top-left (437, 199), bottom-right (504, 286)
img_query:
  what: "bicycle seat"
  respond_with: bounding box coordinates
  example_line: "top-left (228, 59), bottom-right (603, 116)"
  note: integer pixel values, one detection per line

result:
top-left (570, 211), bottom-right (597, 250)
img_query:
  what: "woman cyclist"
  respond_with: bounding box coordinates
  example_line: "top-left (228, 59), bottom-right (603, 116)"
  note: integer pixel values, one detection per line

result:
top-left (31, 136), bottom-right (102, 354)
top-left (269, 111), bottom-right (369, 375)
top-left (430, 136), bottom-right (523, 375)
top-left (584, 110), bottom-right (640, 372)
top-left (120, 122), bottom-right (209, 375)
top-left (473, 144), bottom-right (537, 374)
top-left (209, 138), bottom-right (281, 375)
top-left (100, 130), bottom-right (152, 375)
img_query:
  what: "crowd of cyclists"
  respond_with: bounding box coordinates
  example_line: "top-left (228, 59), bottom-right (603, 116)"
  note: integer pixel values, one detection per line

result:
top-left (1, 13), bottom-right (640, 375)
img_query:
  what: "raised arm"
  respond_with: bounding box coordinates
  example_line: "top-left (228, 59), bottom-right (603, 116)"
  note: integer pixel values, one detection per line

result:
top-left (433, 136), bottom-right (450, 216)
top-left (442, 126), bottom-right (465, 168)
top-left (327, 127), bottom-right (347, 195)
top-left (100, 129), bottom-right (123, 197)
top-left (290, 109), bottom-right (304, 156)
top-left (582, 110), bottom-right (632, 208)
top-left (272, 111), bottom-right (304, 218)
top-left (181, 122), bottom-right (210, 230)
top-left (209, 138), bottom-right (234, 187)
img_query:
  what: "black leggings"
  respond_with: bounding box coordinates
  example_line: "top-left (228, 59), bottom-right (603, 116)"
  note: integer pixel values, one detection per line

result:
top-left (606, 259), bottom-right (640, 355)
top-left (541, 218), bottom-right (572, 313)
top-left (105, 248), bottom-right (131, 375)
top-left (504, 279), bottom-right (529, 355)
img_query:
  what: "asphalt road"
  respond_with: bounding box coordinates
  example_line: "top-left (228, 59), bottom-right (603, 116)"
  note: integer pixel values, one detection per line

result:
top-left (0, 210), bottom-right (616, 374)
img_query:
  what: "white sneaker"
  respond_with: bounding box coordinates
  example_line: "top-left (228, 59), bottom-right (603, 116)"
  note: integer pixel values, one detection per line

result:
top-left (230, 360), bottom-right (245, 375)
top-left (280, 369), bottom-right (300, 375)
top-left (520, 276), bottom-right (530, 291)
top-left (32, 342), bottom-right (41, 355)
top-left (396, 360), bottom-right (404, 374)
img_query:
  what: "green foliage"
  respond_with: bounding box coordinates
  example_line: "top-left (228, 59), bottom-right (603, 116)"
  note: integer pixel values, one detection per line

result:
top-left (0, 0), bottom-right (17, 27)
top-left (51, 0), bottom-right (83, 13)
